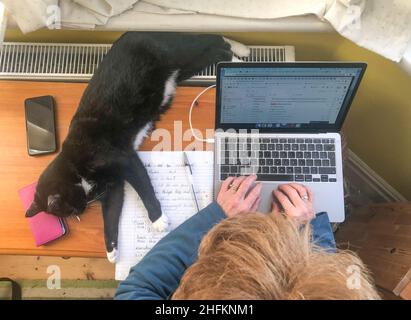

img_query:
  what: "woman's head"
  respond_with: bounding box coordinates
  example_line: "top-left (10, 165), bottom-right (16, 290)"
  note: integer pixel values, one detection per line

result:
top-left (173, 212), bottom-right (380, 300)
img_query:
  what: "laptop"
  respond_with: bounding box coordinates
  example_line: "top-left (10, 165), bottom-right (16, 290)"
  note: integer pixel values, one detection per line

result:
top-left (213, 62), bottom-right (367, 222)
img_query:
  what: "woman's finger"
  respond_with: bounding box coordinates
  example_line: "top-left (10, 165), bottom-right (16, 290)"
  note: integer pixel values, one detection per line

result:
top-left (236, 175), bottom-right (257, 198)
top-left (271, 199), bottom-right (281, 213)
top-left (278, 184), bottom-right (304, 207)
top-left (235, 175), bottom-right (248, 184)
top-left (288, 183), bottom-right (309, 199)
top-left (250, 196), bottom-right (260, 212)
top-left (243, 182), bottom-right (262, 208)
top-left (273, 189), bottom-right (294, 211)
top-left (306, 185), bottom-right (314, 202)
top-left (230, 175), bottom-right (247, 192)
top-left (221, 176), bottom-right (236, 192)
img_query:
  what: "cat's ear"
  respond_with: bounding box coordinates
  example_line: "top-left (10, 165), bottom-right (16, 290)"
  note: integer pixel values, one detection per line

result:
top-left (25, 201), bottom-right (42, 218)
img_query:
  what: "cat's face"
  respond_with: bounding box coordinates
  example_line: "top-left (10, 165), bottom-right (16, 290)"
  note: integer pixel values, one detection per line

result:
top-left (26, 177), bottom-right (87, 218)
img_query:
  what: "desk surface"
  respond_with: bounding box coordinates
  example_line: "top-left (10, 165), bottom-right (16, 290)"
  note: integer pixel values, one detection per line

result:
top-left (0, 81), bottom-right (215, 257)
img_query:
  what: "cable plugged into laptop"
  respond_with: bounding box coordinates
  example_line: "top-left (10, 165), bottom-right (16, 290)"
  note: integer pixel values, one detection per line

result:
top-left (189, 84), bottom-right (216, 144)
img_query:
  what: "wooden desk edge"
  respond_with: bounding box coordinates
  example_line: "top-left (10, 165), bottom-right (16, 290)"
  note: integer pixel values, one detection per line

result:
top-left (0, 248), bottom-right (106, 258)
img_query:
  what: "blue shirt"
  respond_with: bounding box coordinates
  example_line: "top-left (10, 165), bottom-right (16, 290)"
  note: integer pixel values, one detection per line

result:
top-left (115, 202), bottom-right (336, 300)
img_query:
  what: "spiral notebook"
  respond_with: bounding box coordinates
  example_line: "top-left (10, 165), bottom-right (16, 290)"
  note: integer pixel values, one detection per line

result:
top-left (115, 151), bottom-right (214, 280)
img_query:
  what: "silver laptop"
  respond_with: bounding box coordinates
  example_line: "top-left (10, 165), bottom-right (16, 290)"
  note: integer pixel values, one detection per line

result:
top-left (213, 62), bottom-right (367, 222)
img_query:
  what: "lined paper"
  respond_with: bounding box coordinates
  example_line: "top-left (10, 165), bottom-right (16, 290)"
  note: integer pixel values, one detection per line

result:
top-left (115, 151), bottom-right (214, 280)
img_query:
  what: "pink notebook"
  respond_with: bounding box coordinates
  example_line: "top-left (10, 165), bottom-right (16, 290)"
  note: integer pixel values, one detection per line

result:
top-left (18, 182), bottom-right (67, 246)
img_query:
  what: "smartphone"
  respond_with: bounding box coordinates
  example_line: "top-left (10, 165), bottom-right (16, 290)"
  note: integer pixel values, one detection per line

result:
top-left (24, 95), bottom-right (57, 156)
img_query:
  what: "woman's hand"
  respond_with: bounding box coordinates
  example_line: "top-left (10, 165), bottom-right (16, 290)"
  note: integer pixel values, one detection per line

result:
top-left (217, 175), bottom-right (262, 218)
top-left (272, 183), bottom-right (315, 223)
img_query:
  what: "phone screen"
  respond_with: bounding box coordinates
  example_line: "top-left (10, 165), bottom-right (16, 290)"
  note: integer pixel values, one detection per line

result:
top-left (24, 96), bottom-right (57, 156)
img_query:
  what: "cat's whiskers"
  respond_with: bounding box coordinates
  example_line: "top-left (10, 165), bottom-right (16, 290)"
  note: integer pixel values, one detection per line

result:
top-left (86, 191), bottom-right (106, 208)
top-left (70, 214), bottom-right (81, 222)
top-left (86, 203), bottom-right (100, 209)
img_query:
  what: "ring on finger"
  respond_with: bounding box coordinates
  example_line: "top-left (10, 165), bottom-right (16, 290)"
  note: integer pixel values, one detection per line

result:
top-left (229, 183), bottom-right (239, 192)
top-left (301, 195), bottom-right (309, 201)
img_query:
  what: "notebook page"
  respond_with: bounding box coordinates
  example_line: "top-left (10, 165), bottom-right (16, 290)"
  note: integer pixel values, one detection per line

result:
top-left (115, 151), bottom-right (214, 280)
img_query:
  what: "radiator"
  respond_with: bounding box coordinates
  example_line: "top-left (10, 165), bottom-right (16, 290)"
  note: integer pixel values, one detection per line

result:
top-left (0, 42), bottom-right (295, 84)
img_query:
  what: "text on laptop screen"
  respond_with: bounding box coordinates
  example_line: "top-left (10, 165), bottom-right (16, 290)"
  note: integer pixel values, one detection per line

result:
top-left (217, 66), bottom-right (364, 130)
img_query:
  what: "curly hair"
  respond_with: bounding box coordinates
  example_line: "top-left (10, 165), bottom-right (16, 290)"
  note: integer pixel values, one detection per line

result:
top-left (173, 212), bottom-right (380, 300)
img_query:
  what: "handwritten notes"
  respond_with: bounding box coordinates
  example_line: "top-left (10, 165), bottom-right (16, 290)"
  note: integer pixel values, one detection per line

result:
top-left (115, 151), bottom-right (214, 280)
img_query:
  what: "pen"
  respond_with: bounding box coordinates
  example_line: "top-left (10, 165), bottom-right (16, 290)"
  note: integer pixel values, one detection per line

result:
top-left (184, 152), bottom-right (200, 212)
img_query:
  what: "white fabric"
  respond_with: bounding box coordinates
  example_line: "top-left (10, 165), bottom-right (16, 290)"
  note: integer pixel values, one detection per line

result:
top-left (144, 0), bottom-right (332, 19)
top-left (0, 2), bottom-right (6, 44)
top-left (132, 1), bottom-right (195, 15)
top-left (57, 0), bottom-right (195, 29)
top-left (324, 0), bottom-right (411, 62)
top-left (73, 0), bottom-right (137, 17)
top-left (2, 0), bottom-right (411, 63)
top-left (400, 42), bottom-right (411, 75)
top-left (3, 0), bottom-right (58, 33)
top-left (59, 0), bottom-right (107, 28)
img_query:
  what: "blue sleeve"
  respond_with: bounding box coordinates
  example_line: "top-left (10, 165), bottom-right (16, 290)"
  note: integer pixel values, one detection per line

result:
top-left (114, 202), bottom-right (226, 300)
top-left (310, 212), bottom-right (336, 252)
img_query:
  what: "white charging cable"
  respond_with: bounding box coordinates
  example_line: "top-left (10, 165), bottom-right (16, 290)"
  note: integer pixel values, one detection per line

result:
top-left (189, 84), bottom-right (216, 143)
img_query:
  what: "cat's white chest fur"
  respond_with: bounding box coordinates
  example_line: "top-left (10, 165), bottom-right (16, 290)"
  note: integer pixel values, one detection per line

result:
top-left (161, 70), bottom-right (179, 107)
top-left (132, 70), bottom-right (179, 150)
top-left (80, 178), bottom-right (93, 194)
top-left (133, 122), bottom-right (153, 149)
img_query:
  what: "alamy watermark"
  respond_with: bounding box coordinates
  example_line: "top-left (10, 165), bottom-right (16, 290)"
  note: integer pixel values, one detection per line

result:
top-left (346, 264), bottom-right (362, 290)
top-left (46, 5), bottom-right (61, 30)
top-left (47, 264), bottom-right (61, 289)
top-left (341, 4), bottom-right (362, 32)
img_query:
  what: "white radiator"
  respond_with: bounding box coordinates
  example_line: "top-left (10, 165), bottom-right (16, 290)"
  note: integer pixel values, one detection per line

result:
top-left (0, 42), bottom-right (295, 84)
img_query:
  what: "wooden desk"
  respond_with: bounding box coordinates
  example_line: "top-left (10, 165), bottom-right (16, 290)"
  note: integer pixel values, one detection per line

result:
top-left (0, 81), bottom-right (215, 257)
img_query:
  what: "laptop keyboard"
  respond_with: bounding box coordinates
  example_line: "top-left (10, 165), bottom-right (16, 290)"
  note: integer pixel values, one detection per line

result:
top-left (219, 137), bottom-right (337, 183)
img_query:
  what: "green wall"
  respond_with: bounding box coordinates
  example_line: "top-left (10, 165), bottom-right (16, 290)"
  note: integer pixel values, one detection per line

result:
top-left (5, 29), bottom-right (411, 198)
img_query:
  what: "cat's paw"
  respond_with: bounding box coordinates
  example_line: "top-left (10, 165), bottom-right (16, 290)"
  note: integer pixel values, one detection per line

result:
top-left (152, 214), bottom-right (170, 232)
top-left (232, 56), bottom-right (243, 62)
top-left (106, 248), bottom-right (118, 263)
top-left (223, 37), bottom-right (250, 58)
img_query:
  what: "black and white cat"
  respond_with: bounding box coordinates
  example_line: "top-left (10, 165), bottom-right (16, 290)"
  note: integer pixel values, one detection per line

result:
top-left (25, 32), bottom-right (249, 262)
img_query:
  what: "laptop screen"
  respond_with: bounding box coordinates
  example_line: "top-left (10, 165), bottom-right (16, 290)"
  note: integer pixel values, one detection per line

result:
top-left (216, 63), bottom-right (366, 132)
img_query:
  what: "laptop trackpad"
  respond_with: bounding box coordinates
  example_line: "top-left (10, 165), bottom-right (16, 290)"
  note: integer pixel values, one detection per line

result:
top-left (258, 182), bottom-right (344, 222)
